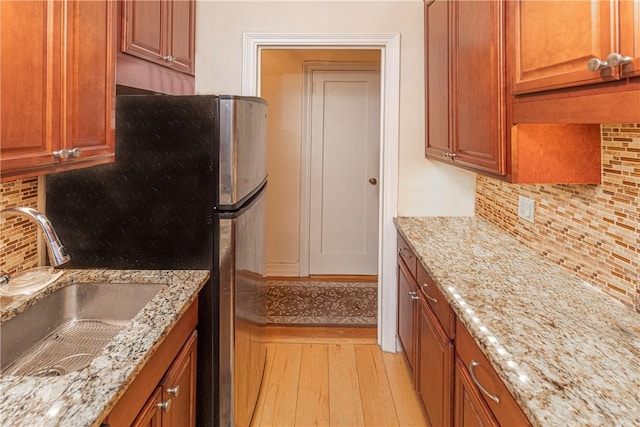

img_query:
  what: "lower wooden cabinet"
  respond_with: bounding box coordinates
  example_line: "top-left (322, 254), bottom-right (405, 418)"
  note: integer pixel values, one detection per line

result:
top-left (396, 231), bottom-right (531, 427)
top-left (102, 298), bottom-right (198, 427)
top-left (133, 331), bottom-right (198, 427)
top-left (132, 388), bottom-right (163, 427)
top-left (454, 358), bottom-right (499, 427)
top-left (417, 299), bottom-right (454, 427)
top-left (398, 256), bottom-right (418, 372)
top-left (455, 319), bottom-right (531, 427)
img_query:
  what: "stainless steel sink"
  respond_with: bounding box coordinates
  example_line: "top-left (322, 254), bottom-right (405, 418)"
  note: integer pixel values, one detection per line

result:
top-left (0, 282), bottom-right (164, 377)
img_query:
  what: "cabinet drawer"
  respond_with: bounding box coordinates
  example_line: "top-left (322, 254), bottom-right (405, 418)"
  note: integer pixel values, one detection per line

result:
top-left (417, 264), bottom-right (455, 340)
top-left (455, 318), bottom-right (531, 427)
top-left (397, 234), bottom-right (417, 278)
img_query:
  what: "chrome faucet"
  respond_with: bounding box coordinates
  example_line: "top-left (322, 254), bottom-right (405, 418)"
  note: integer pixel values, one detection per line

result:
top-left (1, 207), bottom-right (70, 267)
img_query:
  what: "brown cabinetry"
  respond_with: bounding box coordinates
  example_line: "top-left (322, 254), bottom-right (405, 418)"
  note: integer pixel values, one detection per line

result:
top-left (122, 0), bottom-right (195, 75)
top-left (398, 235), bottom-right (419, 372)
top-left (425, 0), bottom-right (506, 175)
top-left (417, 296), bottom-right (454, 427)
top-left (509, 0), bottom-right (640, 124)
top-left (454, 358), bottom-right (499, 427)
top-left (132, 331), bottom-right (198, 427)
top-left (455, 318), bottom-right (530, 427)
top-left (118, 0), bottom-right (195, 94)
top-left (0, 0), bottom-right (116, 182)
top-left (397, 233), bottom-right (455, 426)
top-left (424, 0), bottom-right (605, 184)
top-left (103, 298), bottom-right (198, 427)
top-left (396, 231), bottom-right (531, 427)
top-left (511, 0), bottom-right (639, 93)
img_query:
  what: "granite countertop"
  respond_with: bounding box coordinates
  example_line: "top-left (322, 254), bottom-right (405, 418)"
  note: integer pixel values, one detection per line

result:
top-left (0, 269), bottom-right (209, 427)
top-left (395, 217), bottom-right (640, 427)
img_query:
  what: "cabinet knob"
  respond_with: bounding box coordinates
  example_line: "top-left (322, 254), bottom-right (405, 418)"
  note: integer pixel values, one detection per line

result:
top-left (369, 177), bottom-right (377, 185)
top-left (156, 399), bottom-right (172, 412)
top-left (587, 52), bottom-right (632, 72)
top-left (443, 151), bottom-right (458, 159)
top-left (399, 247), bottom-right (412, 258)
top-left (166, 385), bottom-right (180, 397)
top-left (52, 147), bottom-right (82, 160)
top-left (163, 55), bottom-right (175, 62)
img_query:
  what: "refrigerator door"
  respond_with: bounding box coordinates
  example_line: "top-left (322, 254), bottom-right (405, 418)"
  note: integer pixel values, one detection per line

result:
top-left (217, 96), bottom-right (268, 210)
top-left (214, 189), bottom-right (267, 427)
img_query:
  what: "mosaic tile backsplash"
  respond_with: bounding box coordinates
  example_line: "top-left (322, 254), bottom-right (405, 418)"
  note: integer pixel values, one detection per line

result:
top-left (0, 177), bottom-right (40, 274)
top-left (476, 124), bottom-right (639, 312)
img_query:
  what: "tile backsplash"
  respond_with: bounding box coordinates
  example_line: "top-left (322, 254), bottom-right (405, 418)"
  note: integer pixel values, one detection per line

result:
top-left (0, 178), bottom-right (40, 274)
top-left (3, 125), bottom-right (639, 313)
top-left (476, 124), bottom-right (639, 312)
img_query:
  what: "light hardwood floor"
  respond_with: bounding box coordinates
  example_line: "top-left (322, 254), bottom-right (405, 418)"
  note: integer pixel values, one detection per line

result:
top-left (252, 327), bottom-right (428, 427)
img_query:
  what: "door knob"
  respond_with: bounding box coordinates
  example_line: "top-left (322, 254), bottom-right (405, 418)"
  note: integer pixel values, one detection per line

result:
top-left (369, 178), bottom-right (377, 185)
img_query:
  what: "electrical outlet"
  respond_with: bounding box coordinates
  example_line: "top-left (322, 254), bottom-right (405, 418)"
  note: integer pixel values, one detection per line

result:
top-left (518, 196), bottom-right (535, 223)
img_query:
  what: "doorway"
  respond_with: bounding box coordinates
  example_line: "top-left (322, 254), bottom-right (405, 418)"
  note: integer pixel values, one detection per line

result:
top-left (243, 34), bottom-right (400, 352)
top-left (306, 62), bottom-right (381, 276)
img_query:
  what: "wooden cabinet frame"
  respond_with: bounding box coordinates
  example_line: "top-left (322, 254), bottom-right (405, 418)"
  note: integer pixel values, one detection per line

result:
top-left (0, 0), bottom-right (116, 182)
top-left (424, 0), bottom-right (607, 184)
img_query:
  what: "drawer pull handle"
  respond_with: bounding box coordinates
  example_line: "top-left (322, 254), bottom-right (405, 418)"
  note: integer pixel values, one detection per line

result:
top-left (408, 291), bottom-right (420, 301)
top-left (166, 385), bottom-right (180, 397)
top-left (469, 360), bottom-right (500, 404)
top-left (421, 284), bottom-right (438, 303)
top-left (399, 247), bottom-right (412, 258)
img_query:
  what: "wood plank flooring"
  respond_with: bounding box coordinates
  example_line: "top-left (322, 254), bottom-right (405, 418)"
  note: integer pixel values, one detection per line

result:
top-left (252, 327), bottom-right (428, 427)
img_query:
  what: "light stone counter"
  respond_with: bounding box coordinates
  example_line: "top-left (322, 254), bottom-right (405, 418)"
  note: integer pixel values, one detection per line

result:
top-left (0, 269), bottom-right (209, 427)
top-left (395, 217), bottom-right (640, 427)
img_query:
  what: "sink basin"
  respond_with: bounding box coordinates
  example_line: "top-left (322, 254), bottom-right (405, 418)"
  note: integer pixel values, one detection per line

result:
top-left (0, 282), bottom-right (164, 377)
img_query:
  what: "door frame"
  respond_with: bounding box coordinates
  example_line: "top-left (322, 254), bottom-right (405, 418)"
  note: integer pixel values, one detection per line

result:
top-left (242, 32), bottom-right (399, 352)
top-left (301, 61), bottom-right (381, 277)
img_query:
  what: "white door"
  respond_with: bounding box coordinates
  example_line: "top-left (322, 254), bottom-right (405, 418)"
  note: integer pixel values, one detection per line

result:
top-left (308, 69), bottom-right (381, 275)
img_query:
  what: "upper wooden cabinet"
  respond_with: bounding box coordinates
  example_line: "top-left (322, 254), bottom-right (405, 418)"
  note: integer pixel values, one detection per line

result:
top-left (0, 0), bottom-right (116, 182)
top-left (511, 0), bottom-right (640, 93)
top-left (509, 0), bottom-right (640, 124)
top-left (424, 0), bottom-right (613, 184)
top-left (425, 0), bottom-right (506, 175)
top-left (117, 0), bottom-right (195, 95)
top-left (122, 0), bottom-right (195, 75)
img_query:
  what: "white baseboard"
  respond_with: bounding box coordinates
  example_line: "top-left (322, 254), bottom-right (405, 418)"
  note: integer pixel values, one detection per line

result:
top-left (266, 263), bottom-right (300, 277)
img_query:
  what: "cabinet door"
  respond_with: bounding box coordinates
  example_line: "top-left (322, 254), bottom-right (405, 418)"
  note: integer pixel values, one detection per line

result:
top-left (132, 387), bottom-right (163, 427)
top-left (620, 0), bottom-right (640, 78)
top-left (425, 0), bottom-right (451, 159)
top-left (398, 260), bottom-right (417, 372)
top-left (167, 0), bottom-right (195, 75)
top-left (454, 358), bottom-right (499, 427)
top-left (0, 1), bottom-right (62, 176)
top-left (161, 331), bottom-right (197, 427)
top-left (511, 0), bottom-right (616, 93)
top-left (122, 0), bottom-right (195, 75)
top-left (451, 0), bottom-right (506, 175)
top-left (122, 0), bottom-right (166, 64)
top-left (417, 300), bottom-right (453, 427)
top-left (61, 0), bottom-right (115, 169)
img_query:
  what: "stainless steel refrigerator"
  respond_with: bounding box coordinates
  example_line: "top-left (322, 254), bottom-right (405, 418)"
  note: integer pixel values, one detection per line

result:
top-left (46, 94), bottom-right (268, 427)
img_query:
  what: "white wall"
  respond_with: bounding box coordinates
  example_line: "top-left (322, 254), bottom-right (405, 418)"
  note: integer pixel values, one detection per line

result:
top-left (195, 0), bottom-right (476, 218)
